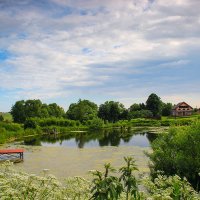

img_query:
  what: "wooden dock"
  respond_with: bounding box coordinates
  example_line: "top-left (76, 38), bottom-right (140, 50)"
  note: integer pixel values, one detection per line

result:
top-left (0, 149), bottom-right (24, 162)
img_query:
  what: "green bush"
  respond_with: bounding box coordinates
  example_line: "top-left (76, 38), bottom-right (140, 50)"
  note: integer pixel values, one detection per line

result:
top-left (130, 119), bottom-right (161, 127)
top-left (147, 121), bottom-right (200, 190)
top-left (88, 118), bottom-right (104, 130)
top-left (0, 122), bottom-right (22, 131)
top-left (144, 174), bottom-right (199, 199)
top-left (26, 117), bottom-right (80, 128)
top-left (24, 118), bottom-right (38, 129)
top-left (0, 128), bottom-right (7, 143)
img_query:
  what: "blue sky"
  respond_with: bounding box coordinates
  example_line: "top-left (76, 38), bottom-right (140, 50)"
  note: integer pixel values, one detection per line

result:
top-left (0, 0), bottom-right (200, 112)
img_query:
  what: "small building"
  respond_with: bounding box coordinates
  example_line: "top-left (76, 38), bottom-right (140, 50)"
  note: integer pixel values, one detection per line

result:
top-left (172, 102), bottom-right (193, 117)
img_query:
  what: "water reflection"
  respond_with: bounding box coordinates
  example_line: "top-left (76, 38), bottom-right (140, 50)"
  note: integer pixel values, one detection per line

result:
top-left (24, 128), bottom-right (157, 148)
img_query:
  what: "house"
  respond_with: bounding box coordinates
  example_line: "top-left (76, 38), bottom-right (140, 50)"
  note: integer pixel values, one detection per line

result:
top-left (172, 102), bottom-right (193, 117)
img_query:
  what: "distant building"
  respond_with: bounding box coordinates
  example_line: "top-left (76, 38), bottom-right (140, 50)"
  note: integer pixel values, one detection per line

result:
top-left (172, 102), bottom-right (193, 117)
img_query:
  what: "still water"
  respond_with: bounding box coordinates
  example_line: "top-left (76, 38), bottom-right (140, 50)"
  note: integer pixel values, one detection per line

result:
top-left (12, 128), bottom-right (157, 180)
top-left (24, 128), bottom-right (157, 148)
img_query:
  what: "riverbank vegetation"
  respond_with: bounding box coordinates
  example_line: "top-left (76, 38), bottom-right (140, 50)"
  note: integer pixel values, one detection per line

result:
top-left (0, 93), bottom-right (199, 144)
top-left (0, 157), bottom-right (199, 199)
top-left (148, 121), bottom-right (200, 191)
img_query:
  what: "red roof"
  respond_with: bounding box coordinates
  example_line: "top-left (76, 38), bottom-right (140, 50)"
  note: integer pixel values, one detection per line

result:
top-left (172, 102), bottom-right (193, 110)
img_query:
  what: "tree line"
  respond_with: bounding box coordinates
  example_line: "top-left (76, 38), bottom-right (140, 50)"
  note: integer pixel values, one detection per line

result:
top-left (10, 93), bottom-right (173, 124)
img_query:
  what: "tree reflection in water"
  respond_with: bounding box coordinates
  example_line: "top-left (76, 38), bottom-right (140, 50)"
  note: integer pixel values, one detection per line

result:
top-left (23, 128), bottom-right (157, 148)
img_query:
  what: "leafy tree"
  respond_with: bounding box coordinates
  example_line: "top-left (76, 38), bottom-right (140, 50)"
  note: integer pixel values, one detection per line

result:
top-left (146, 93), bottom-right (162, 117)
top-left (24, 99), bottom-right (43, 118)
top-left (66, 99), bottom-right (98, 123)
top-left (128, 110), bottom-right (153, 119)
top-left (11, 99), bottom-right (65, 123)
top-left (0, 115), bottom-right (4, 122)
top-left (98, 101), bottom-right (126, 123)
top-left (24, 118), bottom-right (38, 129)
top-left (129, 103), bottom-right (146, 112)
top-left (139, 103), bottom-right (146, 110)
top-left (128, 103), bottom-right (152, 119)
top-left (148, 122), bottom-right (200, 190)
top-left (162, 102), bottom-right (173, 116)
top-left (40, 104), bottom-right (50, 118)
top-left (129, 103), bottom-right (141, 112)
top-left (10, 100), bottom-right (26, 123)
top-left (48, 103), bottom-right (65, 118)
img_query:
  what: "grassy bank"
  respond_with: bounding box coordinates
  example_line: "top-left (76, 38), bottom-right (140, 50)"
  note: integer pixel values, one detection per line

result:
top-left (0, 115), bottom-right (199, 144)
top-left (105, 115), bottom-right (200, 128)
top-left (0, 120), bottom-right (85, 144)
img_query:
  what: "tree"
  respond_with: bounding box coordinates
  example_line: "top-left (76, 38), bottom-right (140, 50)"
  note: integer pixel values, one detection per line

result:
top-left (0, 115), bottom-right (4, 122)
top-left (40, 104), bottom-right (50, 118)
top-left (129, 104), bottom-right (141, 112)
top-left (24, 99), bottom-right (43, 118)
top-left (146, 93), bottom-right (162, 117)
top-left (11, 100), bottom-right (26, 123)
top-left (98, 101), bottom-right (126, 123)
top-left (128, 103), bottom-right (151, 119)
top-left (162, 102), bottom-right (172, 116)
top-left (11, 99), bottom-right (65, 123)
top-left (48, 103), bottom-right (65, 118)
top-left (66, 99), bottom-right (98, 123)
top-left (128, 110), bottom-right (153, 119)
top-left (129, 103), bottom-right (146, 112)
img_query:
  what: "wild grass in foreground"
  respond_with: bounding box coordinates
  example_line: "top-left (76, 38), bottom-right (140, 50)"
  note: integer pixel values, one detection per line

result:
top-left (0, 159), bottom-right (199, 200)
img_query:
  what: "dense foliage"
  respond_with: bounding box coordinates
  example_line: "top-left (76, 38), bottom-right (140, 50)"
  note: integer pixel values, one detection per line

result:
top-left (146, 93), bottom-right (162, 117)
top-left (0, 121), bottom-right (43, 143)
top-left (24, 117), bottom-right (81, 128)
top-left (66, 99), bottom-right (98, 123)
top-left (98, 101), bottom-right (127, 122)
top-left (11, 100), bottom-right (65, 123)
top-left (162, 102), bottom-right (173, 116)
top-left (0, 115), bottom-right (4, 122)
top-left (9, 93), bottom-right (198, 125)
top-left (148, 121), bottom-right (200, 190)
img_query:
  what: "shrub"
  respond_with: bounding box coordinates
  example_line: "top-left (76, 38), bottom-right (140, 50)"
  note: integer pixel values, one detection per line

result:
top-left (144, 174), bottom-right (199, 199)
top-left (0, 127), bottom-right (7, 143)
top-left (0, 122), bottom-right (22, 132)
top-left (28, 117), bottom-right (80, 128)
top-left (88, 118), bottom-right (104, 130)
top-left (24, 118), bottom-right (38, 129)
top-left (147, 121), bottom-right (200, 190)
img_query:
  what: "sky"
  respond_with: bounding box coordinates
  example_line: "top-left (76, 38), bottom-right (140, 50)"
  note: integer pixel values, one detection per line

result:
top-left (0, 0), bottom-right (200, 112)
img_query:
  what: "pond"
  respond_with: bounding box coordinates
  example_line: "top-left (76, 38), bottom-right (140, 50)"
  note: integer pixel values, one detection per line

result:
top-left (23, 128), bottom-right (157, 148)
top-left (10, 128), bottom-right (158, 180)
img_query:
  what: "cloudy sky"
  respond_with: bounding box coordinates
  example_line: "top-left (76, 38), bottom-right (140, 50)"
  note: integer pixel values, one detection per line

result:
top-left (0, 0), bottom-right (200, 111)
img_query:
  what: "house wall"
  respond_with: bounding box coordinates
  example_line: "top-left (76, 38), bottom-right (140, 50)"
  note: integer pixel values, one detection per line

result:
top-left (172, 102), bottom-right (193, 117)
top-left (172, 110), bottom-right (193, 116)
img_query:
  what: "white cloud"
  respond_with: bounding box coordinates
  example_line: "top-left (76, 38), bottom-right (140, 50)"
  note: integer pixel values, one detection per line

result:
top-left (0, 0), bottom-right (200, 109)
